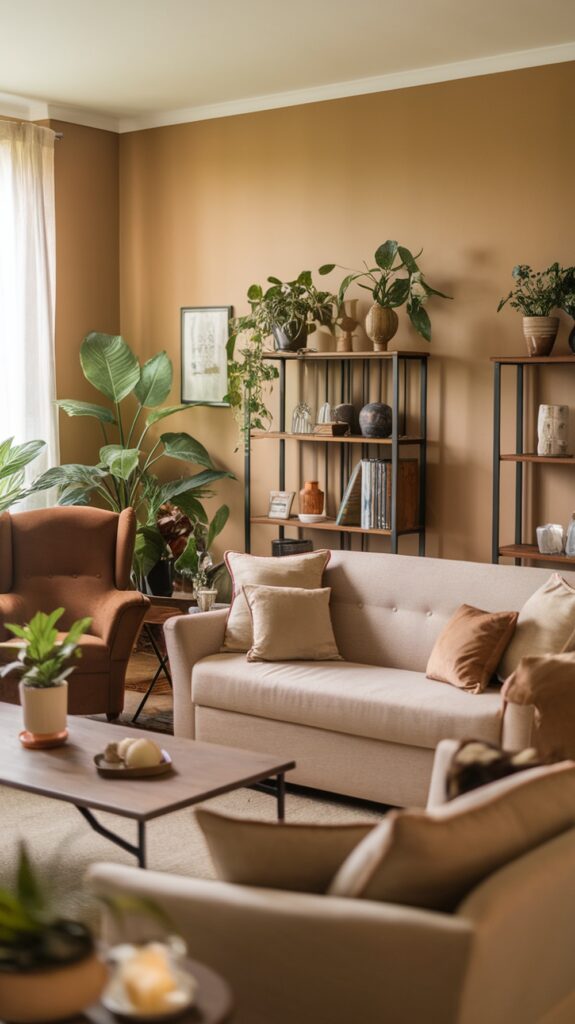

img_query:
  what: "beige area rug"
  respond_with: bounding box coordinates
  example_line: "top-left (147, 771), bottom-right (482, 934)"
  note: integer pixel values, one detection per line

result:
top-left (0, 781), bottom-right (383, 923)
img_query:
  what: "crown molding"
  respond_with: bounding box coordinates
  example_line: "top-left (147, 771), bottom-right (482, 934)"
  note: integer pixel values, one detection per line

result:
top-left (1, 41), bottom-right (574, 136)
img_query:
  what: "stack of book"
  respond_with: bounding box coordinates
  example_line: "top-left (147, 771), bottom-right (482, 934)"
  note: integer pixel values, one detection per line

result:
top-left (336, 459), bottom-right (418, 531)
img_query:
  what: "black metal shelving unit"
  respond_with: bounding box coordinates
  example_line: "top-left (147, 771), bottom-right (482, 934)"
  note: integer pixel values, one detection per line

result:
top-left (492, 354), bottom-right (575, 566)
top-left (244, 349), bottom-right (429, 555)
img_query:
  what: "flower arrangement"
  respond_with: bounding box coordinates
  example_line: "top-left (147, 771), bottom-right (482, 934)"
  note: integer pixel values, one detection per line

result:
top-left (497, 263), bottom-right (563, 317)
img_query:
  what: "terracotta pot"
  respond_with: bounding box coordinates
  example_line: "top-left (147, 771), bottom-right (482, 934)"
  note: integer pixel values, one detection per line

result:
top-left (522, 316), bottom-right (559, 357)
top-left (0, 951), bottom-right (107, 1023)
top-left (19, 680), bottom-right (67, 739)
top-left (364, 303), bottom-right (398, 352)
top-left (272, 323), bottom-right (308, 352)
top-left (299, 481), bottom-right (324, 515)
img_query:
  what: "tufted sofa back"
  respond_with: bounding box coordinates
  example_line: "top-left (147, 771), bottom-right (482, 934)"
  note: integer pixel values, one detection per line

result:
top-left (0, 506), bottom-right (136, 630)
top-left (325, 550), bottom-right (575, 672)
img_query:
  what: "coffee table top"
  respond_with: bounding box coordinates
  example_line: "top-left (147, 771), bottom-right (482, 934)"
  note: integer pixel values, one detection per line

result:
top-left (0, 704), bottom-right (294, 821)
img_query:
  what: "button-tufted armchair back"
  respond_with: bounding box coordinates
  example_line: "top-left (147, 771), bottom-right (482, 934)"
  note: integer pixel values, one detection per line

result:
top-left (325, 550), bottom-right (575, 672)
top-left (0, 505), bottom-right (135, 630)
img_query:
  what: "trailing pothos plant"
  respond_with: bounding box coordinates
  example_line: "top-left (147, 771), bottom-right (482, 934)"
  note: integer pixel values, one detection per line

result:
top-left (34, 333), bottom-right (233, 585)
top-left (322, 239), bottom-right (451, 342)
top-left (0, 437), bottom-right (46, 513)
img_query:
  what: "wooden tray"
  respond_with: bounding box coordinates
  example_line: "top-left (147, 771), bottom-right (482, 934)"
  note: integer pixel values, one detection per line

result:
top-left (94, 750), bottom-right (173, 779)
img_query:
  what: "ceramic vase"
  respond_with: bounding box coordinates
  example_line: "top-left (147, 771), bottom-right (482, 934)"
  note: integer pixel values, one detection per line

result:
top-left (299, 481), bottom-right (324, 515)
top-left (364, 303), bottom-right (398, 352)
top-left (536, 524), bottom-right (565, 555)
top-left (359, 402), bottom-right (393, 438)
top-left (272, 323), bottom-right (308, 352)
top-left (0, 952), bottom-right (107, 1024)
top-left (19, 680), bottom-right (68, 746)
top-left (522, 316), bottom-right (559, 357)
top-left (537, 404), bottom-right (569, 457)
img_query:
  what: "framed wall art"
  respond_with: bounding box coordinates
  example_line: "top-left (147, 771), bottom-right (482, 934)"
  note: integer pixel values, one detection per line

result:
top-left (181, 305), bottom-right (232, 406)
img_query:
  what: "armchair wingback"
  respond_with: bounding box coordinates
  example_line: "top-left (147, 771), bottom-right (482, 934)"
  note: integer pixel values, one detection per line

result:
top-left (0, 506), bottom-right (149, 716)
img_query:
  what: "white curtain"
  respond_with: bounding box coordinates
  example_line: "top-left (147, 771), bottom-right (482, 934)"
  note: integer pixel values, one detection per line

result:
top-left (0, 121), bottom-right (59, 506)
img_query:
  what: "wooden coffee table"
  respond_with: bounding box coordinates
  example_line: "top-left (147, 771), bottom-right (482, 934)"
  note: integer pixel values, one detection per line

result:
top-left (0, 704), bottom-right (295, 868)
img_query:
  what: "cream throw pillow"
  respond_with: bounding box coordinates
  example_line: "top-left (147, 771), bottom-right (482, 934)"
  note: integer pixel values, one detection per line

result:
top-left (196, 809), bottom-right (373, 893)
top-left (329, 762), bottom-right (575, 911)
top-left (244, 584), bottom-right (342, 662)
top-left (222, 549), bottom-right (330, 653)
top-left (499, 573), bottom-right (575, 680)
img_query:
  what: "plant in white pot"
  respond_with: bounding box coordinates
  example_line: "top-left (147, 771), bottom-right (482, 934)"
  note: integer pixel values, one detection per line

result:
top-left (0, 608), bottom-right (91, 748)
top-left (497, 262), bottom-right (563, 356)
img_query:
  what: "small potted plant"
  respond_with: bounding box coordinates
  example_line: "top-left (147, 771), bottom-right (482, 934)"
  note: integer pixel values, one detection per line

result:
top-left (0, 608), bottom-right (91, 747)
top-left (497, 263), bottom-right (563, 356)
top-left (0, 845), bottom-right (107, 1023)
top-left (323, 240), bottom-right (451, 350)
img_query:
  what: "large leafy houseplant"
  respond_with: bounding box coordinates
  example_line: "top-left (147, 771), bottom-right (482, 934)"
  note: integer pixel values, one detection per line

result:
top-left (0, 438), bottom-right (45, 513)
top-left (226, 270), bottom-right (337, 441)
top-left (35, 333), bottom-right (233, 585)
top-left (323, 239), bottom-right (451, 343)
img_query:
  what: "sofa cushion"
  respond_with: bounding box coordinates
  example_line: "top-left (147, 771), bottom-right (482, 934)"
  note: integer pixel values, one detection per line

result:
top-left (426, 604), bottom-right (518, 694)
top-left (222, 550), bottom-right (330, 653)
top-left (502, 652), bottom-right (575, 760)
top-left (192, 655), bottom-right (505, 750)
top-left (499, 573), bottom-right (575, 680)
top-left (196, 809), bottom-right (373, 892)
top-left (329, 762), bottom-right (575, 910)
top-left (244, 584), bottom-right (342, 662)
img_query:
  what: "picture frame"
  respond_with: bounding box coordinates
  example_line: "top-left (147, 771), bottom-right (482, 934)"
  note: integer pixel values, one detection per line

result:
top-left (181, 306), bottom-right (232, 406)
top-left (268, 490), bottom-right (296, 520)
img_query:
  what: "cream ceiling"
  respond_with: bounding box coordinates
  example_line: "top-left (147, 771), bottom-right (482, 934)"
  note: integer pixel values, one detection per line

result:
top-left (1, 0), bottom-right (574, 131)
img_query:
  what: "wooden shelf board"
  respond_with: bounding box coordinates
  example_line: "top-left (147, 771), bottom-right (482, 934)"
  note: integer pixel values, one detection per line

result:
top-left (250, 431), bottom-right (424, 445)
top-left (491, 355), bottom-right (575, 365)
top-left (251, 516), bottom-right (422, 537)
top-left (500, 453), bottom-right (575, 464)
top-left (499, 544), bottom-right (575, 565)
top-left (262, 350), bottom-right (429, 361)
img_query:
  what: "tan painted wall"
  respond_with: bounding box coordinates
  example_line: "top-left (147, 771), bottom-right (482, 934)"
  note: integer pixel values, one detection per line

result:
top-left (51, 120), bottom-right (119, 464)
top-left (113, 62), bottom-right (574, 562)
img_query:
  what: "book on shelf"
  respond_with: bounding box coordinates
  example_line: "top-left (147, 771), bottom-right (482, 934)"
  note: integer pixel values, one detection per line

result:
top-left (337, 459), bottom-right (419, 530)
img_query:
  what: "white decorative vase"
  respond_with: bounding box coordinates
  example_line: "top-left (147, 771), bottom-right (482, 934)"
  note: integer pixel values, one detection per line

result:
top-left (537, 404), bottom-right (569, 457)
top-left (19, 680), bottom-right (68, 744)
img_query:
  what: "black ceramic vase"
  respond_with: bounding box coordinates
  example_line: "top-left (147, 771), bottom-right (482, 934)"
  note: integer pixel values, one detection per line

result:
top-left (272, 323), bottom-right (308, 352)
top-left (359, 402), bottom-right (393, 438)
top-left (569, 321), bottom-right (575, 354)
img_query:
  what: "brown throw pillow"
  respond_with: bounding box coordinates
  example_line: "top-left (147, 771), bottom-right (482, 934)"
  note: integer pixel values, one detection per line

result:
top-left (243, 584), bottom-right (342, 662)
top-left (426, 604), bottom-right (518, 694)
top-left (329, 762), bottom-right (575, 911)
top-left (196, 809), bottom-right (373, 893)
top-left (502, 652), bottom-right (575, 760)
top-left (222, 549), bottom-right (330, 653)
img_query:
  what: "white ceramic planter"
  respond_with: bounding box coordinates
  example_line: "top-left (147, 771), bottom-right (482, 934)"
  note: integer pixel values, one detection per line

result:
top-left (19, 681), bottom-right (68, 737)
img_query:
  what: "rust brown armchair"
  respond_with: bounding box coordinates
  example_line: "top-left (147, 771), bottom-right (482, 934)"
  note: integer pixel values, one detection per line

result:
top-left (0, 506), bottom-right (150, 718)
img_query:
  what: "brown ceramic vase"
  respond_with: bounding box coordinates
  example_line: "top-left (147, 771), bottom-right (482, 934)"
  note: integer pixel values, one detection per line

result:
top-left (299, 481), bottom-right (324, 515)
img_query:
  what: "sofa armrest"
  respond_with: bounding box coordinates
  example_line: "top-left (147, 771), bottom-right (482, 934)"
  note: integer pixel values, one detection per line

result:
top-left (163, 609), bottom-right (228, 738)
top-left (0, 594), bottom-right (27, 640)
top-left (426, 739), bottom-right (462, 809)
top-left (90, 590), bottom-right (150, 658)
top-left (89, 863), bottom-right (472, 1024)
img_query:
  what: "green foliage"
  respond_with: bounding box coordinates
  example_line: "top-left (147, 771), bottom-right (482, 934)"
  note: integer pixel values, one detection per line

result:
top-left (559, 266), bottom-right (575, 319)
top-left (226, 269), bottom-right (337, 441)
top-left (332, 239), bottom-right (452, 342)
top-left (34, 333), bottom-right (234, 583)
top-left (497, 263), bottom-right (564, 317)
top-left (0, 608), bottom-right (91, 688)
top-left (174, 504), bottom-right (230, 591)
top-left (0, 438), bottom-right (46, 514)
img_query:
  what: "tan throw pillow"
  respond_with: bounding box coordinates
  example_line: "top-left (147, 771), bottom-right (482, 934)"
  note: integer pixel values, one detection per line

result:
top-left (329, 762), bottom-right (575, 911)
top-left (499, 573), bottom-right (575, 680)
top-left (244, 584), bottom-right (342, 662)
top-left (426, 604), bottom-right (518, 694)
top-left (222, 549), bottom-right (330, 653)
top-left (502, 652), bottom-right (575, 760)
top-left (196, 809), bottom-right (373, 893)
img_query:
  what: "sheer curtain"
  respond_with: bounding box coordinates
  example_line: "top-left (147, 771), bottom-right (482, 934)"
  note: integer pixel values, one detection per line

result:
top-left (0, 121), bottom-right (59, 506)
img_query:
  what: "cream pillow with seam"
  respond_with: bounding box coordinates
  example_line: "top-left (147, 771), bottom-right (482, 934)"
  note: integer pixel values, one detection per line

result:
top-left (499, 573), bottom-right (575, 680)
top-left (244, 583), bottom-right (342, 662)
top-left (222, 549), bottom-right (330, 653)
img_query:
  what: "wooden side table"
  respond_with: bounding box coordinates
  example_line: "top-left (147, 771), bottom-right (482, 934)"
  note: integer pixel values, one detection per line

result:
top-left (83, 957), bottom-right (233, 1023)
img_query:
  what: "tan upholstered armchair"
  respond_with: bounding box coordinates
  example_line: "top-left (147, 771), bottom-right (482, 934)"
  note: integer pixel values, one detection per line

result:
top-left (0, 506), bottom-right (149, 718)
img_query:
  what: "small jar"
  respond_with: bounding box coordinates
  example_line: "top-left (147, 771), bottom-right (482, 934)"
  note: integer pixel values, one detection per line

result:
top-left (299, 481), bottom-right (324, 515)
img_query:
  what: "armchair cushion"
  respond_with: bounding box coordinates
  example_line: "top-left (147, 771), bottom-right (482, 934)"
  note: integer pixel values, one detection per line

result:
top-left (329, 761), bottom-right (575, 911)
top-left (196, 809), bottom-right (373, 893)
top-left (502, 652), bottom-right (575, 759)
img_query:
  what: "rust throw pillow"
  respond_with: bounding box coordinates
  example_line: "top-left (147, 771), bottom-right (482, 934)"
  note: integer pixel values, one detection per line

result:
top-left (426, 604), bottom-right (518, 694)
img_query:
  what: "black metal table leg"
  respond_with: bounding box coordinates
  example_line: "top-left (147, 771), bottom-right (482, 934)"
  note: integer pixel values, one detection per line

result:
top-left (77, 807), bottom-right (147, 867)
top-left (132, 624), bottom-right (172, 724)
top-left (276, 772), bottom-right (286, 821)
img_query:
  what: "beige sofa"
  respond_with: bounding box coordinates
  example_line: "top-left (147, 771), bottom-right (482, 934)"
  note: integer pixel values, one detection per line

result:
top-left (165, 551), bottom-right (574, 807)
top-left (89, 745), bottom-right (575, 1024)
